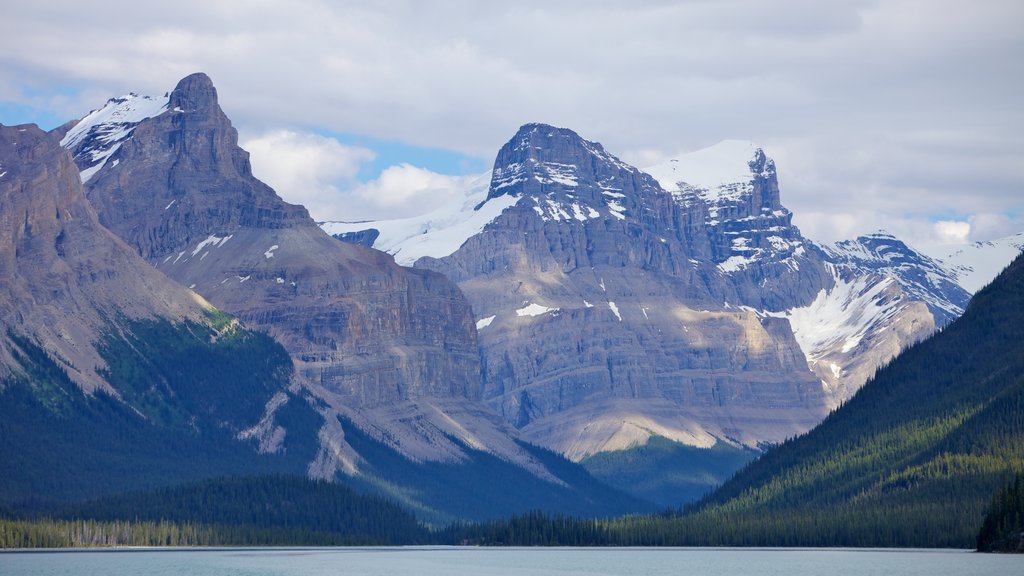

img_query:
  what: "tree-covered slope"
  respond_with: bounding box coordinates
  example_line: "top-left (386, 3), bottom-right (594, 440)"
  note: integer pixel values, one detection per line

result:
top-left (677, 251), bottom-right (1024, 546)
top-left (0, 319), bottom-right (322, 509)
top-left (451, 253), bottom-right (1024, 547)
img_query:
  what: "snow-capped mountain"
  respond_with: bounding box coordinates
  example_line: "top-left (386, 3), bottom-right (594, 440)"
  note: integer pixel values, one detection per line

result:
top-left (321, 171), bottom-right (515, 266)
top-left (330, 126), bottom-right (973, 442)
top-left (772, 233), bottom-right (970, 402)
top-left (58, 93), bottom-right (170, 183)
top-left (926, 232), bottom-right (1024, 294)
top-left (347, 124), bottom-right (835, 464)
top-left (58, 74), bottom-right (543, 482)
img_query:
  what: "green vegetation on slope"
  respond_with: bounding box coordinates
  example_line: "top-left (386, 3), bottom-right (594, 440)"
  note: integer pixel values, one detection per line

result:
top-left (337, 417), bottom-right (654, 525)
top-left (0, 319), bottom-right (322, 508)
top-left (5, 475), bottom-right (428, 547)
top-left (581, 436), bottom-right (758, 508)
top-left (450, 254), bottom-right (1024, 547)
top-left (977, 474), bottom-right (1024, 552)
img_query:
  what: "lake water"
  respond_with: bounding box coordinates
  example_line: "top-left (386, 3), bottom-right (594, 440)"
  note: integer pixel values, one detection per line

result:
top-left (0, 547), bottom-right (1019, 575)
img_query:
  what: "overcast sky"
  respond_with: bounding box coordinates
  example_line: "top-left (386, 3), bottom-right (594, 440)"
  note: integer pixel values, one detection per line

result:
top-left (2, 0), bottom-right (1021, 252)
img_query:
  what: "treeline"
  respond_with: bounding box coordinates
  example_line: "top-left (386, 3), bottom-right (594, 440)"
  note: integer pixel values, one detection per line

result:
top-left (444, 502), bottom-right (989, 548)
top-left (0, 518), bottom-right (386, 548)
top-left (977, 474), bottom-right (1024, 552)
top-left (45, 473), bottom-right (432, 545)
top-left (3, 475), bottom-right (430, 548)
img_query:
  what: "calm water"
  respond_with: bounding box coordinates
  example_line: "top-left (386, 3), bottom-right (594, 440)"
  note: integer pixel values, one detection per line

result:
top-left (0, 547), bottom-right (1020, 576)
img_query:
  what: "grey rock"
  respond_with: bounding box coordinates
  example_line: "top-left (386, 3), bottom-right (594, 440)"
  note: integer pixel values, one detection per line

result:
top-left (0, 123), bottom-right (208, 393)
top-left (417, 124), bottom-right (832, 458)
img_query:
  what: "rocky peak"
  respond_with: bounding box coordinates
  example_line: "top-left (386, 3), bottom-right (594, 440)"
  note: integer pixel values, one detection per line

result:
top-left (825, 231), bottom-right (969, 324)
top-left (63, 72), bottom-right (310, 259)
top-left (645, 141), bottom-right (828, 311)
top-left (484, 124), bottom-right (659, 223)
top-left (168, 72), bottom-right (218, 112)
top-left (0, 123), bottom-right (206, 393)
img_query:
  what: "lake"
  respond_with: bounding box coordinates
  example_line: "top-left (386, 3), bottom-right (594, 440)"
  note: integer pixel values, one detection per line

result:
top-left (0, 547), bottom-right (1019, 575)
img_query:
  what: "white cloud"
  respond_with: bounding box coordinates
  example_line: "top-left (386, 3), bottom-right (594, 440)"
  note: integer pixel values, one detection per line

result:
top-left (347, 165), bottom-right (480, 221)
top-left (240, 130), bottom-right (474, 222)
top-left (967, 213), bottom-right (1024, 242)
top-left (933, 220), bottom-right (971, 245)
top-left (241, 130), bottom-right (374, 222)
top-left (2, 0), bottom-right (1021, 245)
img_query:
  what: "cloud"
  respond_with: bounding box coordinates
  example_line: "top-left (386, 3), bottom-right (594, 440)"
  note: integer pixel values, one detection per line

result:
top-left (967, 213), bottom-right (1024, 242)
top-left (2, 0), bottom-right (1021, 246)
top-left (241, 130), bottom-right (374, 221)
top-left (241, 130), bottom-right (477, 222)
top-left (346, 164), bottom-right (479, 221)
top-left (933, 221), bottom-right (971, 245)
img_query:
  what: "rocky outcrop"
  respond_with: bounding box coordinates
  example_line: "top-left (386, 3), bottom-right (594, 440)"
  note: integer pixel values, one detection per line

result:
top-left (66, 73), bottom-right (481, 411)
top-left (0, 123), bottom-right (208, 393)
top-left (417, 125), bottom-right (832, 458)
top-left (779, 233), bottom-right (970, 404)
top-left (63, 74), bottom-right (577, 482)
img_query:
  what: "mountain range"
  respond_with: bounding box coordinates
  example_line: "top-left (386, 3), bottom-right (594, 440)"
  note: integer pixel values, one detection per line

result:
top-left (1, 72), bottom-right (1020, 518)
top-left (326, 124), bottom-right (994, 504)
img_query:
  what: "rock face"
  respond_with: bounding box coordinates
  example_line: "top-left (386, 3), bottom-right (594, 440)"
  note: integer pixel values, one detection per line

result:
top-left (415, 125), bottom-right (832, 459)
top-left (784, 233), bottom-right (971, 402)
top-left (335, 125), bottom-right (972, 461)
top-left (62, 74), bottom-right (564, 483)
top-left (0, 123), bottom-right (207, 393)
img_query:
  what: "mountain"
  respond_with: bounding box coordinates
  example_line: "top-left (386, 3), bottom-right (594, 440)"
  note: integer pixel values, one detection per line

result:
top-left (326, 126), bottom-right (971, 506)
top-left (450, 252), bottom-right (1024, 547)
top-left (925, 232), bottom-right (1024, 294)
top-left (680, 251), bottom-right (1024, 547)
top-left (0, 123), bottom-right (320, 504)
top-left (332, 125), bottom-right (834, 507)
top-left (0, 122), bottom-right (203, 392)
top-left (772, 232), bottom-right (969, 401)
top-left (56, 75), bottom-right (642, 521)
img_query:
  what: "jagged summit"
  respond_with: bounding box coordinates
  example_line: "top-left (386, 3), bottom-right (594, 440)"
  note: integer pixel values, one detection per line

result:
top-left (168, 72), bottom-right (218, 111)
top-left (62, 72), bottom-right (311, 259)
top-left (825, 232), bottom-right (969, 322)
top-left (486, 123), bottom-right (644, 206)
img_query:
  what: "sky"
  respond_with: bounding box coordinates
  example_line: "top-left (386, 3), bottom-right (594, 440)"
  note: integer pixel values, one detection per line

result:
top-left (1, 0), bottom-right (1021, 252)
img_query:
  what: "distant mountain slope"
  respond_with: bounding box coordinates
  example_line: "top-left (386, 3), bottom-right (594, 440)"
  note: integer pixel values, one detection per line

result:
top-left (0, 123), bottom-right (319, 505)
top-left (324, 125), bottom-right (972, 506)
top-left (56, 77), bottom-right (647, 520)
top-left (926, 232), bottom-right (1024, 294)
top-left (686, 252), bottom-right (1024, 546)
top-left (411, 124), bottom-right (831, 464)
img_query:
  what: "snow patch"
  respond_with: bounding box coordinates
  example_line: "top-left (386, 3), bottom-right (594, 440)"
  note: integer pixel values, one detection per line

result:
top-left (606, 200), bottom-right (626, 220)
top-left (190, 234), bottom-right (233, 257)
top-left (608, 301), bottom-right (622, 321)
top-left (321, 172), bottom-right (519, 266)
top-left (515, 303), bottom-right (559, 317)
top-left (773, 268), bottom-right (902, 363)
top-left (644, 140), bottom-right (760, 194)
top-left (60, 93), bottom-right (169, 183)
top-left (264, 245), bottom-right (279, 259)
top-left (476, 315), bottom-right (496, 330)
